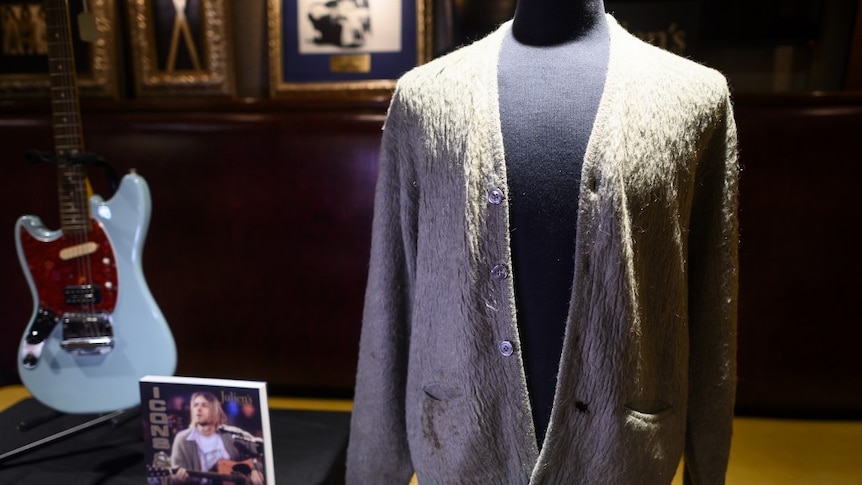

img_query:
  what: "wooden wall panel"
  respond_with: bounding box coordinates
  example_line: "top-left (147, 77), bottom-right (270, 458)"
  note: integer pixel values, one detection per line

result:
top-left (732, 96), bottom-right (862, 418)
top-left (1, 96), bottom-right (860, 417)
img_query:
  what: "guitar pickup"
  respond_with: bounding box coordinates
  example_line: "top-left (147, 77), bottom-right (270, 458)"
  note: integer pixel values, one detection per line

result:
top-left (64, 285), bottom-right (102, 305)
top-left (61, 312), bottom-right (114, 356)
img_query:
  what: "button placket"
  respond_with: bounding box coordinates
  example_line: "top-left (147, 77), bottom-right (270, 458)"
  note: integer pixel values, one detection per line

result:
top-left (487, 184), bottom-right (514, 358)
top-left (488, 187), bottom-right (507, 280)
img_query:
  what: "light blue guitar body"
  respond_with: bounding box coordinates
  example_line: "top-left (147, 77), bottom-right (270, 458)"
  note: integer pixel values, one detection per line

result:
top-left (16, 172), bottom-right (177, 414)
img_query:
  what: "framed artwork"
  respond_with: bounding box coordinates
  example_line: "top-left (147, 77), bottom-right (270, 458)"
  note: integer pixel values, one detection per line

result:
top-left (267, 0), bottom-right (432, 100)
top-left (0, 0), bottom-right (119, 98)
top-left (126, 0), bottom-right (234, 97)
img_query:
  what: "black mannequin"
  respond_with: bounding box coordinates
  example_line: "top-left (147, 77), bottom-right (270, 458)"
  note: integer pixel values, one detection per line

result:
top-left (510, 0), bottom-right (607, 46)
top-left (497, 0), bottom-right (609, 448)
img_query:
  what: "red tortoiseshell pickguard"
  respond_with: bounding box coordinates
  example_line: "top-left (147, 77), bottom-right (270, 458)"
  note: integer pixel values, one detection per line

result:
top-left (18, 221), bottom-right (118, 315)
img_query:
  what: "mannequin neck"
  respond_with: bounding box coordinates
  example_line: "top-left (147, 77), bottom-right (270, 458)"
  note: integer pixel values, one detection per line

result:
top-left (511, 0), bottom-right (606, 46)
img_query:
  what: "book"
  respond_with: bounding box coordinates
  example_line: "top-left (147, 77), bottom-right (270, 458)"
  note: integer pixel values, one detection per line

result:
top-left (140, 375), bottom-right (276, 484)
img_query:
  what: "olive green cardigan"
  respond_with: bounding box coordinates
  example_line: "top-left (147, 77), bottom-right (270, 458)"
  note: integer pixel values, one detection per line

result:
top-left (347, 15), bottom-right (739, 485)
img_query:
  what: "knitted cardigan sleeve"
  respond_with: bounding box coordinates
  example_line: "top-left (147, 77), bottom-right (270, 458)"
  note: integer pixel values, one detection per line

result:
top-left (683, 90), bottom-right (740, 484)
top-left (345, 85), bottom-right (418, 485)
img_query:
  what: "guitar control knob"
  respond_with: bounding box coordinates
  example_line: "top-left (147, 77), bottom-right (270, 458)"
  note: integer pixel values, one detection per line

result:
top-left (22, 353), bottom-right (38, 369)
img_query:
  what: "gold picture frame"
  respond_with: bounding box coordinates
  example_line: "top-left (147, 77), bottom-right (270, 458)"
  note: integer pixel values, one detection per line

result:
top-left (0, 0), bottom-right (119, 99)
top-left (267, 0), bottom-right (432, 101)
top-left (126, 0), bottom-right (235, 97)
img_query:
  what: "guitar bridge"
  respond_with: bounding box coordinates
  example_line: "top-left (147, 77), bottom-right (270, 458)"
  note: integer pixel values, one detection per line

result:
top-left (61, 312), bottom-right (114, 355)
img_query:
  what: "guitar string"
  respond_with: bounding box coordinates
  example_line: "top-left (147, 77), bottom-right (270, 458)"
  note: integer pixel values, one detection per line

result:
top-left (50, 2), bottom-right (79, 335)
top-left (50, 0), bottom-right (99, 339)
top-left (66, 3), bottom-right (98, 338)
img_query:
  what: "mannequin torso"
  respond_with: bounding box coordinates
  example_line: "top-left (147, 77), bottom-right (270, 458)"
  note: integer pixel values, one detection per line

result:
top-left (497, 0), bottom-right (609, 447)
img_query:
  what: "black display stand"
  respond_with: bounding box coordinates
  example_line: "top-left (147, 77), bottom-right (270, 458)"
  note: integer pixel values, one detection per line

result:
top-left (0, 397), bottom-right (350, 485)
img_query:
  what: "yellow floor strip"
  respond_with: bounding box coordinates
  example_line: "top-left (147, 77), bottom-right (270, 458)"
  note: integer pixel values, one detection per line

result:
top-left (0, 385), bottom-right (351, 413)
top-left (0, 385), bottom-right (30, 411)
top-left (268, 396), bottom-right (352, 412)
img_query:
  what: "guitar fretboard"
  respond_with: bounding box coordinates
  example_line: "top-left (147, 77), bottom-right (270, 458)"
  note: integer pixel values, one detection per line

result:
top-left (45, 0), bottom-right (88, 234)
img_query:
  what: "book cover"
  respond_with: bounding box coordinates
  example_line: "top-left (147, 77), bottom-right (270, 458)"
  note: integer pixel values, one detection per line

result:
top-left (140, 375), bottom-right (276, 484)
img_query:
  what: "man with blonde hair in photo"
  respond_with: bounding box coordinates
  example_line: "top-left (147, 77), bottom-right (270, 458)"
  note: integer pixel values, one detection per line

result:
top-left (170, 392), bottom-right (265, 485)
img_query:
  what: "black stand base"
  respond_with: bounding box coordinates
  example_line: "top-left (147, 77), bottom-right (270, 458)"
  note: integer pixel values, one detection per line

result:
top-left (0, 407), bottom-right (138, 464)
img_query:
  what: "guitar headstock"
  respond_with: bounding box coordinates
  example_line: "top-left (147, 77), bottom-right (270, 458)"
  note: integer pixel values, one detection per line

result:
top-left (146, 465), bottom-right (174, 478)
top-left (148, 451), bottom-right (174, 477)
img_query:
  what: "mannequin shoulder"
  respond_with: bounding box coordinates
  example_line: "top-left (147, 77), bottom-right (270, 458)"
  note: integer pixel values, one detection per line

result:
top-left (393, 28), bottom-right (505, 101)
top-left (613, 25), bottom-right (731, 103)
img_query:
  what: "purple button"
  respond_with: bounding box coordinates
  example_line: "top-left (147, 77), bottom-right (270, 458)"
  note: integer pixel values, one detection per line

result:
top-left (490, 264), bottom-right (508, 280)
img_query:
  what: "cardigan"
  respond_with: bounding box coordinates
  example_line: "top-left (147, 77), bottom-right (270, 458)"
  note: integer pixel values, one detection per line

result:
top-left (347, 14), bottom-right (739, 485)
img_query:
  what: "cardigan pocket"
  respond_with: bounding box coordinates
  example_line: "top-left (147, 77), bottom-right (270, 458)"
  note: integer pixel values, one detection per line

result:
top-left (423, 383), bottom-right (464, 401)
top-left (412, 384), bottom-right (483, 479)
top-left (621, 400), bottom-right (684, 479)
top-left (624, 400), bottom-right (673, 424)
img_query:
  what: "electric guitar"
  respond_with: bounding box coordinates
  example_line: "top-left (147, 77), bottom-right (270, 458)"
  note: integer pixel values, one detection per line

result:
top-left (15, 0), bottom-right (177, 414)
top-left (148, 457), bottom-right (259, 485)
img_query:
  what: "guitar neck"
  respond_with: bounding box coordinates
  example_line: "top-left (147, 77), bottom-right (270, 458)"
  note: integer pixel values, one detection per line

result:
top-left (187, 470), bottom-right (248, 483)
top-left (44, 0), bottom-right (89, 234)
top-left (147, 457), bottom-right (256, 483)
top-left (147, 467), bottom-right (248, 484)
